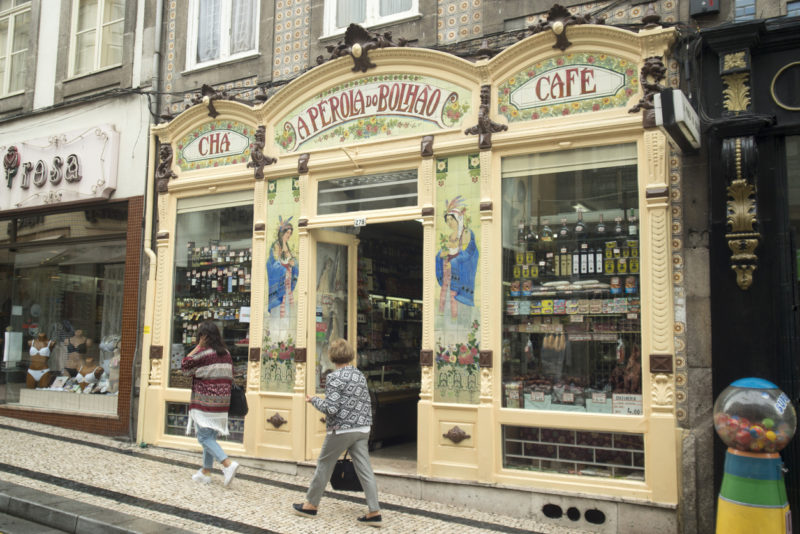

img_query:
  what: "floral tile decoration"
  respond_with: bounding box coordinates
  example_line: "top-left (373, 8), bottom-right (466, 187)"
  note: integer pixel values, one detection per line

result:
top-left (438, 0), bottom-right (483, 44)
top-left (273, 0), bottom-right (310, 80)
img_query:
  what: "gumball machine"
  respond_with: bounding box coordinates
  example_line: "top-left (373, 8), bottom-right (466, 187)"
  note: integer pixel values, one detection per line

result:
top-left (714, 378), bottom-right (797, 533)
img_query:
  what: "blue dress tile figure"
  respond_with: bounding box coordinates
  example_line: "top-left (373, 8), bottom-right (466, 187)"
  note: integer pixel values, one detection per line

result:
top-left (267, 216), bottom-right (298, 318)
top-left (436, 196), bottom-right (478, 319)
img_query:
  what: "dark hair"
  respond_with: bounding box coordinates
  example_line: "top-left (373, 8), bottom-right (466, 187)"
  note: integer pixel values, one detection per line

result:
top-left (328, 338), bottom-right (354, 365)
top-left (197, 320), bottom-right (227, 356)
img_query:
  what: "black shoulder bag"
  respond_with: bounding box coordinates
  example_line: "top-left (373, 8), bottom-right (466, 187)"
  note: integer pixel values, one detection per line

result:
top-left (229, 383), bottom-right (249, 417)
top-left (330, 451), bottom-right (363, 492)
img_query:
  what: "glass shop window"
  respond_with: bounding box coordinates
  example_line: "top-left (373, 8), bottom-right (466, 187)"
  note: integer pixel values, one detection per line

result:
top-left (171, 193), bottom-right (253, 391)
top-left (0, 205), bottom-right (128, 414)
top-left (500, 144), bottom-right (642, 415)
top-left (317, 170), bottom-right (417, 215)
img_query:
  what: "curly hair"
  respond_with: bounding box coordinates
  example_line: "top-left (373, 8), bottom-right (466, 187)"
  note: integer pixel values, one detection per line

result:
top-left (327, 338), bottom-right (354, 365)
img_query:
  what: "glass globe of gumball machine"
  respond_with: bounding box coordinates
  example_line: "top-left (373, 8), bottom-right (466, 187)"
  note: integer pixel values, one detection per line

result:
top-left (713, 378), bottom-right (797, 533)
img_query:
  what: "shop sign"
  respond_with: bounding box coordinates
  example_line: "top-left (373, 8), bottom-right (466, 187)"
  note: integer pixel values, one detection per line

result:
top-left (175, 120), bottom-right (253, 171)
top-left (275, 74), bottom-right (471, 153)
top-left (1, 124), bottom-right (119, 211)
top-left (498, 53), bottom-right (638, 122)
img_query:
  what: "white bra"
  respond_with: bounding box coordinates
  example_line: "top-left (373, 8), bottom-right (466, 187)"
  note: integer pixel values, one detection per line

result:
top-left (29, 345), bottom-right (51, 357)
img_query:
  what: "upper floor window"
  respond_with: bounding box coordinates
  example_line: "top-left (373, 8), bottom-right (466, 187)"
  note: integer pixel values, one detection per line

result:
top-left (734, 0), bottom-right (756, 21)
top-left (186, 0), bottom-right (258, 70)
top-left (0, 1), bottom-right (30, 97)
top-left (70, 0), bottom-right (124, 77)
top-left (788, 1), bottom-right (800, 16)
top-left (324, 0), bottom-right (418, 37)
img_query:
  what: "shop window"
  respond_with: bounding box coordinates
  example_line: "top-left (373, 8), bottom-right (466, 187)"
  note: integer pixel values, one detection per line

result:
top-left (323, 0), bottom-right (418, 37)
top-left (165, 402), bottom-right (244, 442)
top-left (69, 0), bottom-right (124, 77)
top-left (317, 170), bottom-right (417, 215)
top-left (171, 195), bottom-right (253, 391)
top-left (315, 240), bottom-right (349, 393)
top-left (186, 0), bottom-right (258, 71)
top-left (0, 205), bottom-right (128, 414)
top-left (503, 425), bottom-right (645, 480)
top-left (501, 144), bottom-right (642, 415)
top-left (0, 1), bottom-right (30, 97)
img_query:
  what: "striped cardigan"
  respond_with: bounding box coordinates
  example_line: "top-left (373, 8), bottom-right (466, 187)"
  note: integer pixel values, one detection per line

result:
top-left (181, 347), bottom-right (233, 435)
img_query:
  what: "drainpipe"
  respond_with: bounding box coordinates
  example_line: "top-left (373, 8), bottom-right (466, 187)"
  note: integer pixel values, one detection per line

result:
top-left (136, 0), bottom-right (164, 444)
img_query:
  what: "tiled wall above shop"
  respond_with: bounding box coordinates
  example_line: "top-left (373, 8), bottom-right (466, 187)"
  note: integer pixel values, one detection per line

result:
top-left (273, 0), bottom-right (311, 81)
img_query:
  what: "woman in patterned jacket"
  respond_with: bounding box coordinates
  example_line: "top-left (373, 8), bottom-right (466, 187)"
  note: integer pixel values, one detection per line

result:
top-left (292, 338), bottom-right (382, 527)
top-left (181, 320), bottom-right (240, 487)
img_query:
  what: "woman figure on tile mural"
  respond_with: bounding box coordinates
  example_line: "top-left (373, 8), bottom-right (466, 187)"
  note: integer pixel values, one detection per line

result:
top-left (436, 196), bottom-right (478, 319)
top-left (267, 216), bottom-right (298, 321)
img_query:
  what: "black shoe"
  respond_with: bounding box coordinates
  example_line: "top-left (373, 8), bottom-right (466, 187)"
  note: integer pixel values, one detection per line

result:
top-left (357, 514), bottom-right (383, 527)
top-left (292, 503), bottom-right (317, 517)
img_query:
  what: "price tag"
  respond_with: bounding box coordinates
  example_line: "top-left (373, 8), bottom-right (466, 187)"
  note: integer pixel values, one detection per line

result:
top-left (591, 392), bottom-right (607, 404)
top-left (354, 217), bottom-right (367, 227)
top-left (562, 392), bottom-right (575, 403)
top-left (531, 391), bottom-right (545, 402)
top-left (613, 394), bottom-right (643, 415)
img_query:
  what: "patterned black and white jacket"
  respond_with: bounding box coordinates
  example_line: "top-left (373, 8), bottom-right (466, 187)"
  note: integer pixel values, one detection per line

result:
top-left (310, 365), bottom-right (373, 431)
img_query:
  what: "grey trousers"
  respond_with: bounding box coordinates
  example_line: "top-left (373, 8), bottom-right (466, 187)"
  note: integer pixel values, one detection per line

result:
top-left (305, 430), bottom-right (380, 513)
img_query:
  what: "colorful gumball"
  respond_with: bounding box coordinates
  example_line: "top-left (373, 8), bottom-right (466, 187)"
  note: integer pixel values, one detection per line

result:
top-left (762, 418), bottom-right (775, 429)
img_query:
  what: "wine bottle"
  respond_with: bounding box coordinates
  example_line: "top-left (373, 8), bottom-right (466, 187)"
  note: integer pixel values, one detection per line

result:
top-left (557, 217), bottom-right (572, 241)
top-left (574, 210), bottom-right (586, 240)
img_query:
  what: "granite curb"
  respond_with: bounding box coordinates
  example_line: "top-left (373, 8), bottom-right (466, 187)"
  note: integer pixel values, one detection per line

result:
top-left (0, 480), bottom-right (194, 534)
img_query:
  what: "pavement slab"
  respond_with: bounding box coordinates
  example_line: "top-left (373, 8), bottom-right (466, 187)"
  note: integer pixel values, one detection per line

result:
top-left (0, 415), bottom-right (593, 534)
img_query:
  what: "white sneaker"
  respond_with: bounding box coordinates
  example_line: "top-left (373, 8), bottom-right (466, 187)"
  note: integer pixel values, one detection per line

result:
top-left (222, 461), bottom-right (239, 487)
top-left (192, 470), bottom-right (211, 484)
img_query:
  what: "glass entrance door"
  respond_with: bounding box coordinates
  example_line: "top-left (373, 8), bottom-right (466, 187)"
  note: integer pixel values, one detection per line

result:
top-left (306, 228), bottom-right (358, 458)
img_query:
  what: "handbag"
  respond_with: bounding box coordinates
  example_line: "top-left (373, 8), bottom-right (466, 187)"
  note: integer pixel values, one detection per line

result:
top-left (330, 451), bottom-right (363, 492)
top-left (228, 383), bottom-right (248, 417)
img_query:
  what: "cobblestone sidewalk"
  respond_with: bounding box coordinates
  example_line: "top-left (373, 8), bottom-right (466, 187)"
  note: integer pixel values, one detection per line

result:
top-left (0, 415), bottom-right (593, 533)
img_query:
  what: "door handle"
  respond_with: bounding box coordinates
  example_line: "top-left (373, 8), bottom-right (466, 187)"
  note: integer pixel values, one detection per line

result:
top-left (320, 417), bottom-right (326, 424)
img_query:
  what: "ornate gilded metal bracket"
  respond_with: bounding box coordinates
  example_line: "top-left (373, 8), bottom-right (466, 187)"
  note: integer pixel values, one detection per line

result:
top-left (464, 85), bottom-right (507, 150)
top-left (191, 84), bottom-right (227, 118)
top-left (155, 144), bottom-right (177, 193)
top-left (298, 153), bottom-right (310, 174)
top-left (517, 4), bottom-right (604, 50)
top-left (629, 56), bottom-right (666, 128)
top-left (721, 50), bottom-right (751, 115)
top-left (247, 126), bottom-right (277, 179)
top-left (443, 426), bottom-right (471, 444)
top-left (316, 24), bottom-right (408, 72)
top-left (724, 137), bottom-right (759, 290)
top-left (267, 413), bottom-right (287, 429)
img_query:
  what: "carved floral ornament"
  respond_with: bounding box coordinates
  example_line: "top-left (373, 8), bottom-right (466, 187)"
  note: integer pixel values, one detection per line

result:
top-left (517, 3), bottom-right (605, 51)
top-left (724, 136), bottom-right (759, 290)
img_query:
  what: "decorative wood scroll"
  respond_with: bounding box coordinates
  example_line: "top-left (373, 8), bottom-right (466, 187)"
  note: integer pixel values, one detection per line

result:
top-left (149, 345), bottom-right (163, 359)
top-left (247, 126), bottom-right (277, 179)
top-left (629, 56), bottom-right (667, 128)
top-left (267, 413), bottom-right (287, 429)
top-left (155, 144), bottom-right (177, 193)
top-left (443, 425), bottom-right (471, 444)
top-left (517, 3), bottom-right (604, 50)
top-left (724, 136), bottom-right (760, 290)
top-left (191, 84), bottom-right (226, 118)
top-left (464, 85), bottom-right (507, 150)
top-left (316, 23), bottom-right (408, 72)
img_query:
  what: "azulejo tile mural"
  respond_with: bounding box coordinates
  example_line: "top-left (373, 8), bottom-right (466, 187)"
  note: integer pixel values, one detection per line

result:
top-left (438, 0), bottom-right (483, 44)
top-left (273, 0), bottom-right (310, 80)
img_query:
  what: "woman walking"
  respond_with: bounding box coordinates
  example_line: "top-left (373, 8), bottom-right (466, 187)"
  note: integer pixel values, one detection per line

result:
top-left (292, 338), bottom-right (382, 527)
top-left (182, 320), bottom-right (240, 487)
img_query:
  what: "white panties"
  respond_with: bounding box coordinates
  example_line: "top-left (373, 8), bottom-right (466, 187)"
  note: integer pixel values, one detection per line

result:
top-left (28, 368), bottom-right (50, 382)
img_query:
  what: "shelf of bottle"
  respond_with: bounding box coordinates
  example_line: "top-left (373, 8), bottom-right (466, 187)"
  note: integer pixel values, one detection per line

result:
top-left (503, 329), bottom-right (640, 338)
top-left (184, 259), bottom-right (252, 269)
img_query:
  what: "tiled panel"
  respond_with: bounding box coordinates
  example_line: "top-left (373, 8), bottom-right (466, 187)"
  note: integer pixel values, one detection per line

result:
top-left (438, 0), bottom-right (482, 45)
top-left (273, 0), bottom-right (311, 81)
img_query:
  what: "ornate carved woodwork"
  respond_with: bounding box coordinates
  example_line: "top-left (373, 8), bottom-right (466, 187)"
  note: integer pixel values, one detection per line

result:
top-left (517, 4), bottom-right (604, 50)
top-left (479, 350), bottom-right (492, 368)
top-left (629, 56), bottom-right (667, 128)
top-left (247, 126), bottom-right (277, 179)
top-left (464, 85), bottom-right (507, 150)
top-left (149, 345), bottom-right (163, 359)
top-left (650, 354), bottom-right (673, 373)
top-left (723, 136), bottom-right (760, 290)
top-left (443, 425), bottom-right (471, 444)
top-left (298, 153), bottom-right (310, 174)
top-left (191, 84), bottom-right (227, 118)
top-left (420, 349), bottom-right (433, 366)
top-left (421, 135), bottom-right (434, 157)
top-left (268, 413), bottom-right (287, 429)
top-left (249, 347), bottom-right (261, 362)
top-left (294, 347), bottom-right (307, 363)
top-left (316, 23), bottom-right (408, 72)
top-left (155, 144), bottom-right (177, 193)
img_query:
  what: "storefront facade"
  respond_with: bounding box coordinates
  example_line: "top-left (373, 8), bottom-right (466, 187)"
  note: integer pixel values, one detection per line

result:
top-left (0, 95), bottom-right (148, 435)
top-left (139, 18), bottom-right (682, 531)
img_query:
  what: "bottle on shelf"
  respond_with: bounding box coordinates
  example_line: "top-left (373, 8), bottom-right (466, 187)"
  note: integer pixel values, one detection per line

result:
top-left (594, 213), bottom-right (607, 240)
top-left (517, 220), bottom-right (527, 248)
top-left (557, 217), bottom-right (572, 241)
top-left (525, 218), bottom-right (538, 249)
top-left (540, 219), bottom-right (553, 243)
top-left (574, 210), bottom-right (586, 240)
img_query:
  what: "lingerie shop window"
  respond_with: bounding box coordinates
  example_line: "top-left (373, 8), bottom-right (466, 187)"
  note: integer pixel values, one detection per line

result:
top-left (1, 237), bottom-right (126, 414)
top-left (500, 143), bottom-right (643, 416)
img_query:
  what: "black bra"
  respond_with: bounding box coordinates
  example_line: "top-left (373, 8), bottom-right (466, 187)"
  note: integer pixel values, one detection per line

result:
top-left (67, 341), bottom-right (87, 354)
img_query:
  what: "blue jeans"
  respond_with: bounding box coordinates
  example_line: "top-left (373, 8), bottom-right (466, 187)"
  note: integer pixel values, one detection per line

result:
top-left (197, 427), bottom-right (228, 469)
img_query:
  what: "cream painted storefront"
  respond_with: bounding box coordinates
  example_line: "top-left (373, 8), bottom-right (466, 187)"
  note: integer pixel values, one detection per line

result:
top-left (138, 22), bottom-right (680, 528)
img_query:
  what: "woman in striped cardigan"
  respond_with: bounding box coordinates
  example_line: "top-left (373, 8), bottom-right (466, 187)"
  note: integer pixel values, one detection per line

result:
top-left (181, 320), bottom-right (240, 487)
